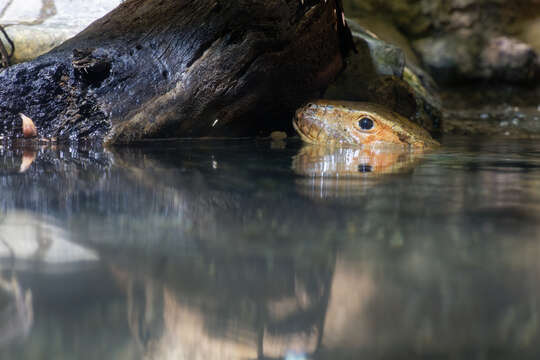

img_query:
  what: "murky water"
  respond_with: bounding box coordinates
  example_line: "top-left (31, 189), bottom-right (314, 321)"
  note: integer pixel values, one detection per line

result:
top-left (0, 137), bottom-right (540, 359)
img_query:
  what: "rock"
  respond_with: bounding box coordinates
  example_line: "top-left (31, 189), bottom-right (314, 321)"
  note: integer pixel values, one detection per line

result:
top-left (519, 17), bottom-right (540, 54)
top-left (343, 0), bottom-right (429, 36)
top-left (414, 34), bottom-right (539, 84)
top-left (344, 0), bottom-right (540, 38)
top-left (413, 33), bottom-right (480, 84)
top-left (270, 131), bottom-right (287, 141)
top-left (343, 0), bottom-right (540, 85)
top-left (347, 22), bottom-right (406, 78)
top-left (0, 0), bottom-right (121, 64)
top-left (349, 16), bottom-right (421, 66)
top-left (480, 37), bottom-right (538, 83)
top-left (441, 85), bottom-right (540, 137)
top-left (443, 106), bottom-right (540, 138)
top-left (324, 18), bottom-right (442, 132)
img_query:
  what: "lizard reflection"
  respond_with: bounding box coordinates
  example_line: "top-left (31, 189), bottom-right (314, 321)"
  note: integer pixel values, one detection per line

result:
top-left (292, 145), bottom-right (426, 200)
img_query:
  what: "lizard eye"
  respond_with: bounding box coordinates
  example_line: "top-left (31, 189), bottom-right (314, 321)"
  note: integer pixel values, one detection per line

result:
top-left (358, 117), bottom-right (374, 130)
top-left (358, 164), bottom-right (372, 173)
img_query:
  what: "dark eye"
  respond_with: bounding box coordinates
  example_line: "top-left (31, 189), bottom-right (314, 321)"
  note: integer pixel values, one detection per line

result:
top-left (358, 117), bottom-right (374, 130)
top-left (358, 164), bottom-right (372, 173)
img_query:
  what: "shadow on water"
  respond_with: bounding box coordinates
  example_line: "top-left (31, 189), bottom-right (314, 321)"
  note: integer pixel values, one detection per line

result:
top-left (1, 138), bottom-right (540, 359)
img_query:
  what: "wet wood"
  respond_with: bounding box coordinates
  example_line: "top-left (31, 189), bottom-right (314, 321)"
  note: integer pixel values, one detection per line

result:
top-left (0, 0), bottom-right (354, 144)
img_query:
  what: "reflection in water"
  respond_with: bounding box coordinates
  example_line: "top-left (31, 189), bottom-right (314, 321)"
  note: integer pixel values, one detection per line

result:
top-left (0, 139), bottom-right (540, 359)
top-left (109, 249), bottom-right (334, 359)
top-left (292, 145), bottom-right (426, 199)
top-left (0, 212), bottom-right (33, 347)
top-left (293, 145), bottom-right (425, 176)
top-left (321, 248), bottom-right (540, 358)
top-left (18, 150), bottom-right (36, 173)
top-left (0, 274), bottom-right (32, 347)
top-left (0, 212), bottom-right (98, 266)
top-left (0, 210), bottom-right (102, 352)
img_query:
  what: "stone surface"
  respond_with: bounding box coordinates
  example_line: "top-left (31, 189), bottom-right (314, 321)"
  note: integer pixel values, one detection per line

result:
top-left (0, 0), bottom-right (121, 64)
top-left (441, 85), bottom-right (540, 137)
top-left (343, 0), bottom-right (540, 85)
top-left (412, 34), bottom-right (480, 84)
top-left (344, 0), bottom-right (540, 37)
top-left (414, 34), bottom-right (539, 84)
top-left (443, 106), bottom-right (540, 138)
top-left (350, 16), bottom-right (421, 66)
top-left (518, 17), bottom-right (540, 53)
top-left (480, 37), bottom-right (538, 82)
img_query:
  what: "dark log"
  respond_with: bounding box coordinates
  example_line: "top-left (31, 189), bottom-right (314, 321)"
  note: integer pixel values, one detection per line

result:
top-left (0, 0), bottom-right (353, 144)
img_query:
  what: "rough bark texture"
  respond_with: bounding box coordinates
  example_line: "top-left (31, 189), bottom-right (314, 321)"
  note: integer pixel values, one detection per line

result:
top-left (0, 0), bottom-right (353, 144)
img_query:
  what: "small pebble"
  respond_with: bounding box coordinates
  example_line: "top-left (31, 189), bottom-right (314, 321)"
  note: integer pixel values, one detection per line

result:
top-left (270, 131), bottom-right (287, 141)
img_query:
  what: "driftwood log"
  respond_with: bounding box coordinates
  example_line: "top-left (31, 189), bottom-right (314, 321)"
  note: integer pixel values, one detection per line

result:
top-left (0, 0), bottom-right (353, 144)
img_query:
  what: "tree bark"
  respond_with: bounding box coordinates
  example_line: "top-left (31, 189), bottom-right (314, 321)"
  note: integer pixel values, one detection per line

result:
top-left (0, 0), bottom-right (353, 144)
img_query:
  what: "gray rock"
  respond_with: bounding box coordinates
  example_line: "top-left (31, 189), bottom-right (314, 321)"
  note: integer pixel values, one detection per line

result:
top-left (414, 34), bottom-right (539, 84)
top-left (343, 0), bottom-right (540, 85)
top-left (0, 0), bottom-right (121, 64)
top-left (519, 17), bottom-right (540, 54)
top-left (440, 84), bottom-right (540, 137)
top-left (412, 33), bottom-right (481, 84)
top-left (348, 22), bottom-right (406, 78)
top-left (480, 37), bottom-right (539, 83)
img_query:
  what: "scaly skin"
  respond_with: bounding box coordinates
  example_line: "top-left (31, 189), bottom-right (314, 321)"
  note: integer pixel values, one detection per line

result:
top-left (293, 100), bottom-right (440, 148)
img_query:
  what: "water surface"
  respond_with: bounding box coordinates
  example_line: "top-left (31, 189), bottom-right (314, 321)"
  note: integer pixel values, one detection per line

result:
top-left (1, 138), bottom-right (540, 359)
